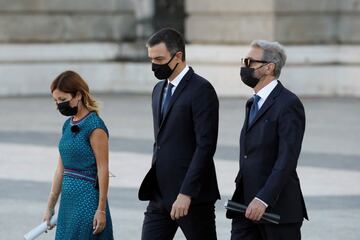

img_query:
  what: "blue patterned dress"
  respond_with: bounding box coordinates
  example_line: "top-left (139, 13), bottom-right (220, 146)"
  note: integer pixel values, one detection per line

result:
top-left (56, 112), bottom-right (114, 240)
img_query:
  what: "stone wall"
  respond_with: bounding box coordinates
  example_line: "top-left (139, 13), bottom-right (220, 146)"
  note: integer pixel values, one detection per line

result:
top-left (1, 0), bottom-right (360, 97)
top-left (186, 0), bottom-right (360, 44)
top-left (184, 0), bottom-right (360, 97)
top-left (0, 0), bottom-right (136, 43)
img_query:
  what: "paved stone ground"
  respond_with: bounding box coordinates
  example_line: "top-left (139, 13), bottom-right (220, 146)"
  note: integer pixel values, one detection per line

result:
top-left (0, 94), bottom-right (360, 239)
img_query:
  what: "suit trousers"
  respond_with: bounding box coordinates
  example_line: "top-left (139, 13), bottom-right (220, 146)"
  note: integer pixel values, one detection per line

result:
top-left (141, 193), bottom-right (217, 240)
top-left (231, 217), bottom-right (302, 240)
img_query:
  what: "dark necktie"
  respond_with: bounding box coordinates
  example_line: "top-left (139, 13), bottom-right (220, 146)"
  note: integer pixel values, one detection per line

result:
top-left (160, 82), bottom-right (174, 121)
top-left (248, 94), bottom-right (261, 127)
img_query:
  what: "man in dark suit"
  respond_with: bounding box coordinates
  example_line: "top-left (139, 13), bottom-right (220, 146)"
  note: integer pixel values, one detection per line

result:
top-left (227, 40), bottom-right (308, 240)
top-left (138, 28), bottom-right (220, 240)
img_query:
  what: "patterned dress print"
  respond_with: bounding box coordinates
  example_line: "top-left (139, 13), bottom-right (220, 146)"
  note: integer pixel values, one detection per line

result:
top-left (55, 112), bottom-right (114, 240)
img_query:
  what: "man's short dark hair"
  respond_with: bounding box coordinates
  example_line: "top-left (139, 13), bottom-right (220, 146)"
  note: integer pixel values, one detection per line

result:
top-left (147, 28), bottom-right (186, 61)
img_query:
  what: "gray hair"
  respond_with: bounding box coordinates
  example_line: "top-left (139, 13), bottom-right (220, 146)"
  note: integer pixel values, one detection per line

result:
top-left (250, 40), bottom-right (287, 78)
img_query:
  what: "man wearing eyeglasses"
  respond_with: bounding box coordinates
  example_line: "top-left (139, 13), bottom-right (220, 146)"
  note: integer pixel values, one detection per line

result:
top-left (226, 40), bottom-right (308, 240)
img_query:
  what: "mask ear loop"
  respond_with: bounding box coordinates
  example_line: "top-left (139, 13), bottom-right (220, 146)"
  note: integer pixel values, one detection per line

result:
top-left (254, 63), bottom-right (269, 70)
top-left (166, 53), bottom-right (177, 65)
top-left (168, 52), bottom-right (181, 76)
top-left (168, 51), bottom-right (183, 66)
top-left (170, 62), bottom-right (179, 75)
top-left (254, 63), bottom-right (273, 83)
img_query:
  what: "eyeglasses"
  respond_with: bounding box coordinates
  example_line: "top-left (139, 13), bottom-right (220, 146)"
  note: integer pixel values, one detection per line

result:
top-left (241, 58), bottom-right (269, 68)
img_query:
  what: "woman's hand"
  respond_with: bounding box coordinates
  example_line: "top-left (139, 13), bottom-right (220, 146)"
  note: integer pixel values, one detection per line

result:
top-left (43, 208), bottom-right (55, 230)
top-left (93, 210), bottom-right (106, 235)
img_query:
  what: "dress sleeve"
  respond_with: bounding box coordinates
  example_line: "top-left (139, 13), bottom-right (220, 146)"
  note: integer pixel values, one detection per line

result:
top-left (87, 115), bottom-right (109, 138)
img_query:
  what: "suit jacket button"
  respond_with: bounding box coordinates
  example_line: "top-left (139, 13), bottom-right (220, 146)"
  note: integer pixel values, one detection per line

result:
top-left (244, 155), bottom-right (248, 159)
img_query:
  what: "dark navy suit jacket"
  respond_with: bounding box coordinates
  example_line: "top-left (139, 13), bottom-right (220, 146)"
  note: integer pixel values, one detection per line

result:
top-left (138, 67), bottom-right (220, 207)
top-left (227, 81), bottom-right (308, 223)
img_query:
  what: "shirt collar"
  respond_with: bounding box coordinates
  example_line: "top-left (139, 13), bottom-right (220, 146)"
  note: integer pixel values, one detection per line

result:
top-left (256, 79), bottom-right (278, 101)
top-left (167, 65), bottom-right (189, 87)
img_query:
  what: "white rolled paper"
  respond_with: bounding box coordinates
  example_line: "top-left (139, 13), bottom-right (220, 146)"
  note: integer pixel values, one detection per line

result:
top-left (24, 214), bottom-right (58, 240)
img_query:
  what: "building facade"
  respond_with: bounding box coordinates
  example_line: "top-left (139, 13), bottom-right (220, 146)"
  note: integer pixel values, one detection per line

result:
top-left (0, 0), bottom-right (359, 97)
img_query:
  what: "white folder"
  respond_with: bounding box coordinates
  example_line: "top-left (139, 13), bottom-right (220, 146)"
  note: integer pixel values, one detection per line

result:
top-left (24, 213), bottom-right (58, 240)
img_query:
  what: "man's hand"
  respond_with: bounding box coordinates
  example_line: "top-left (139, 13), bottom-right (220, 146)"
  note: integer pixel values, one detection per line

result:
top-left (170, 193), bottom-right (191, 220)
top-left (245, 198), bottom-right (267, 221)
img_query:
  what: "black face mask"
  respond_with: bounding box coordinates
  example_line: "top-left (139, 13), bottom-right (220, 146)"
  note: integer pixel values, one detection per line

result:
top-left (240, 65), bottom-right (266, 88)
top-left (57, 100), bottom-right (78, 116)
top-left (152, 54), bottom-right (179, 80)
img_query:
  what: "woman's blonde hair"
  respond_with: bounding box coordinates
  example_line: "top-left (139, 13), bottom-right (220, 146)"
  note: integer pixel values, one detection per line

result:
top-left (50, 70), bottom-right (100, 114)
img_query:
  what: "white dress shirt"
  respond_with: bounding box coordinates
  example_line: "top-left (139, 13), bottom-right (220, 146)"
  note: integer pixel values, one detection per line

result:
top-left (255, 79), bottom-right (278, 110)
top-left (167, 65), bottom-right (190, 95)
top-left (161, 65), bottom-right (190, 109)
top-left (253, 79), bottom-right (278, 208)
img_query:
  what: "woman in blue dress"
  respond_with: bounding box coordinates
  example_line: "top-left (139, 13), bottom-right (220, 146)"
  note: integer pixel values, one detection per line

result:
top-left (43, 70), bottom-right (114, 239)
